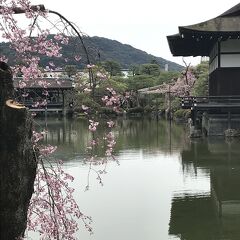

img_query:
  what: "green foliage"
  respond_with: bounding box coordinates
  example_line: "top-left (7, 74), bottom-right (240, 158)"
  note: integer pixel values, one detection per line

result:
top-left (192, 73), bottom-right (208, 96)
top-left (150, 59), bottom-right (159, 65)
top-left (156, 71), bottom-right (180, 85)
top-left (64, 65), bottom-right (78, 77)
top-left (140, 64), bottom-right (160, 76)
top-left (125, 75), bottom-right (157, 91)
top-left (127, 107), bottom-right (144, 114)
top-left (99, 107), bottom-right (118, 115)
top-left (74, 92), bottom-right (101, 111)
top-left (144, 105), bottom-right (153, 113)
top-left (96, 77), bottom-right (127, 95)
top-left (171, 98), bottom-right (181, 111)
top-left (151, 97), bottom-right (165, 109)
top-left (192, 62), bottom-right (209, 96)
top-left (174, 109), bottom-right (191, 119)
top-left (129, 64), bottom-right (140, 76)
top-left (101, 60), bottom-right (122, 76)
top-left (120, 70), bottom-right (182, 93)
top-left (194, 61), bottom-right (209, 77)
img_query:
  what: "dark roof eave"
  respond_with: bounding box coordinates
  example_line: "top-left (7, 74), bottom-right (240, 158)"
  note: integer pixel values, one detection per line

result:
top-left (167, 3), bottom-right (240, 56)
top-left (167, 34), bottom-right (213, 56)
top-left (178, 27), bottom-right (240, 37)
top-left (167, 30), bottom-right (240, 56)
top-left (219, 3), bottom-right (240, 17)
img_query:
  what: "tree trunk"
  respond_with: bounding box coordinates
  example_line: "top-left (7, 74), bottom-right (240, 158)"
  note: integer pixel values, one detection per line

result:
top-left (0, 62), bottom-right (37, 239)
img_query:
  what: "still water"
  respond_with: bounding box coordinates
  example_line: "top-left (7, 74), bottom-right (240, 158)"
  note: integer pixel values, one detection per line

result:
top-left (35, 117), bottom-right (240, 240)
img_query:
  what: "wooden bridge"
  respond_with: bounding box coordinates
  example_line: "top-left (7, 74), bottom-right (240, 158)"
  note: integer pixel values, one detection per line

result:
top-left (13, 77), bottom-right (74, 115)
top-left (24, 102), bottom-right (65, 112)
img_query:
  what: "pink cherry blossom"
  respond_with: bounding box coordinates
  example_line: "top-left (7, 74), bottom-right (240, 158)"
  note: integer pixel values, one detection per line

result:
top-left (74, 55), bottom-right (81, 61)
top-left (87, 64), bottom-right (95, 69)
top-left (107, 120), bottom-right (115, 128)
top-left (82, 105), bottom-right (89, 111)
top-left (88, 120), bottom-right (99, 132)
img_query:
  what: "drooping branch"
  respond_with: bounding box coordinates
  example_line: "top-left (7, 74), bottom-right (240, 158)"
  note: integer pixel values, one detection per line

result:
top-left (48, 9), bottom-right (94, 90)
top-left (0, 4), bottom-right (95, 93)
top-left (48, 10), bottom-right (91, 65)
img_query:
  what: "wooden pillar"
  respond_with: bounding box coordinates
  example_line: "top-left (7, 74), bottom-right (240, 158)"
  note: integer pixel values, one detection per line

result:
top-left (227, 111), bottom-right (231, 129)
top-left (62, 89), bottom-right (66, 116)
top-left (0, 62), bottom-right (37, 239)
top-left (191, 108), bottom-right (196, 126)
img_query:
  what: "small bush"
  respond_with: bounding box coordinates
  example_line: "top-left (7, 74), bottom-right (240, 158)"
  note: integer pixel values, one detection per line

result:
top-left (127, 107), bottom-right (144, 114)
top-left (144, 105), bottom-right (152, 113)
top-left (174, 109), bottom-right (190, 119)
top-left (99, 107), bottom-right (117, 115)
top-left (74, 93), bottom-right (101, 112)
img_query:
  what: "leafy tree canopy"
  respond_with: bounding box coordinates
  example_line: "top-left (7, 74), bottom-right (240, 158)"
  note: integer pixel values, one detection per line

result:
top-left (140, 64), bottom-right (160, 76)
top-left (64, 65), bottom-right (78, 77)
top-left (192, 61), bottom-right (209, 96)
top-left (125, 75), bottom-right (156, 91)
top-left (101, 60), bottom-right (122, 76)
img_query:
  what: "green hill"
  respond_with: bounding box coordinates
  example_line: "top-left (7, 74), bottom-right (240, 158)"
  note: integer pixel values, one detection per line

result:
top-left (0, 35), bottom-right (183, 71)
top-left (83, 36), bottom-right (183, 71)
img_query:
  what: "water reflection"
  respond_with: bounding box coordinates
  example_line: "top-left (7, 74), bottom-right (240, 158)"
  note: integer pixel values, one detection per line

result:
top-left (36, 117), bottom-right (188, 159)
top-left (169, 138), bottom-right (240, 240)
top-left (34, 118), bottom-right (240, 240)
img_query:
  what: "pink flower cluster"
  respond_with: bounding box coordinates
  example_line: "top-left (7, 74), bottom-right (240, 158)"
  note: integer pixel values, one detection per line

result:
top-left (105, 131), bottom-right (116, 157)
top-left (87, 64), bottom-right (95, 69)
top-left (88, 120), bottom-right (99, 132)
top-left (0, 2), bottom-right (121, 239)
top-left (32, 130), bottom-right (45, 143)
top-left (39, 145), bottom-right (57, 156)
top-left (0, 55), bottom-right (8, 63)
top-left (107, 120), bottom-right (115, 128)
top-left (27, 160), bottom-right (93, 239)
top-left (156, 68), bottom-right (196, 97)
top-left (54, 33), bottom-right (69, 45)
top-left (0, 2), bottom-right (66, 81)
top-left (30, 128), bottom-right (93, 239)
top-left (102, 88), bottom-right (121, 112)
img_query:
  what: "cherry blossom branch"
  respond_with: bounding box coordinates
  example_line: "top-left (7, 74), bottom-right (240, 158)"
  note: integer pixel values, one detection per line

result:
top-left (27, 140), bottom-right (93, 239)
top-left (0, 2), bottom-right (120, 239)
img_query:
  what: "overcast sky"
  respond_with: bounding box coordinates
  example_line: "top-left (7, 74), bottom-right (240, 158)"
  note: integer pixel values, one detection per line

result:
top-left (32, 0), bottom-right (240, 66)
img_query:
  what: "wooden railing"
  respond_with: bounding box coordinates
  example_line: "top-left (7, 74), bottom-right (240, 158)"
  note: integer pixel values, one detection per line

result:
top-left (23, 101), bottom-right (64, 109)
top-left (181, 96), bottom-right (240, 109)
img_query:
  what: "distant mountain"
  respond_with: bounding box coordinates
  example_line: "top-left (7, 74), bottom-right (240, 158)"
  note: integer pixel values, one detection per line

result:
top-left (84, 36), bottom-right (183, 71)
top-left (0, 35), bottom-right (183, 71)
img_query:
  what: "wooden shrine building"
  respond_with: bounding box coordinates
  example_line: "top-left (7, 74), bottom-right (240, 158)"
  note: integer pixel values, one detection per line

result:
top-left (167, 3), bottom-right (240, 136)
top-left (13, 77), bottom-right (74, 115)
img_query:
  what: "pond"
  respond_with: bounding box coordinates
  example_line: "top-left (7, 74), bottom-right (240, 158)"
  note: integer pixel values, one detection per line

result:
top-left (33, 117), bottom-right (240, 240)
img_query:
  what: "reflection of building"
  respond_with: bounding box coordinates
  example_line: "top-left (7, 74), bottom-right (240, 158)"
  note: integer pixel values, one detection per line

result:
top-left (169, 194), bottom-right (221, 240)
top-left (14, 77), bottom-right (74, 115)
top-left (169, 140), bottom-right (240, 240)
top-left (35, 118), bottom-right (90, 160)
top-left (167, 3), bottom-right (240, 135)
